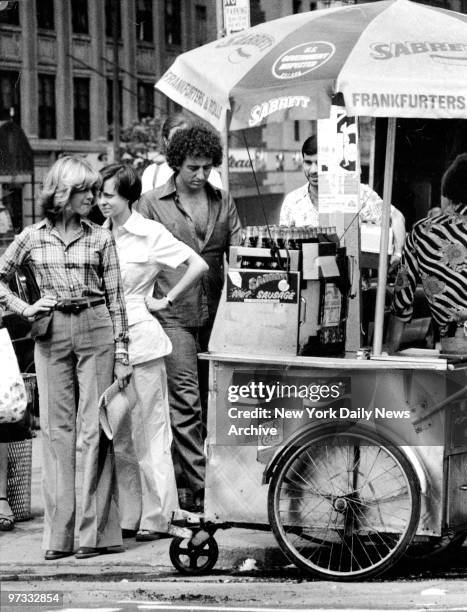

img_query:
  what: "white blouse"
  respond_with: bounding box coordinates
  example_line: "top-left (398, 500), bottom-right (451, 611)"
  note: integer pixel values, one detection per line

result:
top-left (104, 211), bottom-right (193, 364)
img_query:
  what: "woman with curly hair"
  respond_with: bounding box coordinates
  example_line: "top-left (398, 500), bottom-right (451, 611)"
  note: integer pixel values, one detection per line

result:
top-left (137, 124), bottom-right (242, 511)
top-left (0, 156), bottom-right (131, 559)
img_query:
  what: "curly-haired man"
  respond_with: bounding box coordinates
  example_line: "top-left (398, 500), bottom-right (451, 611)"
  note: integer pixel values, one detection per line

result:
top-left (136, 124), bottom-right (242, 511)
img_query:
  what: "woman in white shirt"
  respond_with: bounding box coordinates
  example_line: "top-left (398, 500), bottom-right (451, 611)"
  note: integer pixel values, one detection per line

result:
top-left (98, 163), bottom-right (207, 541)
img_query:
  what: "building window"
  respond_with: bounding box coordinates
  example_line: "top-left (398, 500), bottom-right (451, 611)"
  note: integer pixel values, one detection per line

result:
top-left (38, 74), bottom-right (56, 139)
top-left (294, 121), bottom-right (300, 142)
top-left (73, 78), bottom-right (90, 140)
top-left (136, 0), bottom-right (153, 42)
top-left (165, 0), bottom-right (181, 46)
top-left (292, 0), bottom-right (302, 13)
top-left (0, 70), bottom-right (20, 123)
top-left (106, 79), bottom-right (122, 128)
top-left (165, 98), bottom-right (182, 116)
top-left (194, 4), bottom-right (207, 46)
top-left (0, 1), bottom-right (19, 25)
top-left (137, 82), bottom-right (154, 120)
top-left (71, 0), bottom-right (89, 34)
top-left (105, 0), bottom-right (121, 38)
top-left (37, 0), bottom-right (55, 30)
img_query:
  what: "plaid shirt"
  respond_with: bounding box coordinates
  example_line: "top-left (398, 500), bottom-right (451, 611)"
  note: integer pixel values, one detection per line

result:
top-left (0, 217), bottom-right (129, 352)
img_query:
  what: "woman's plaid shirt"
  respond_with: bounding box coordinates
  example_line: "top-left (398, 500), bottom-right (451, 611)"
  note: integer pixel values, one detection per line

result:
top-left (0, 217), bottom-right (129, 352)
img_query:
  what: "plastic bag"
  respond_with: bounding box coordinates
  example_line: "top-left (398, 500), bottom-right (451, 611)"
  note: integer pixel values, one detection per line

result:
top-left (0, 328), bottom-right (27, 424)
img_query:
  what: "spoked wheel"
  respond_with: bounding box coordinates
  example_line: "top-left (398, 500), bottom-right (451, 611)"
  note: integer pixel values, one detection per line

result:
top-left (169, 535), bottom-right (219, 574)
top-left (268, 426), bottom-right (421, 581)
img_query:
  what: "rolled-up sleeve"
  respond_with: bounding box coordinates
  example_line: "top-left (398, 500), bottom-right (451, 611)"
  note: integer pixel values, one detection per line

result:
top-left (0, 231), bottom-right (31, 315)
top-left (100, 233), bottom-right (129, 352)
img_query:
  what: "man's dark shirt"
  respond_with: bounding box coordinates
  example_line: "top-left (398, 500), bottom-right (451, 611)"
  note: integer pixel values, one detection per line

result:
top-left (136, 176), bottom-right (242, 328)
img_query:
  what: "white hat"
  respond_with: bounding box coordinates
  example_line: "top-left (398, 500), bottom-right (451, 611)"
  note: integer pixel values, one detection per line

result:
top-left (98, 380), bottom-right (136, 440)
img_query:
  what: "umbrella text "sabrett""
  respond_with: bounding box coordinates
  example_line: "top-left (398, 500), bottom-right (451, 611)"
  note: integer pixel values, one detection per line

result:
top-left (249, 95), bottom-right (310, 127)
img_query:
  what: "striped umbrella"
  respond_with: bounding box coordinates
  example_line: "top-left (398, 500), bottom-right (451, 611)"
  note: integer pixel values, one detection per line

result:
top-left (156, 0), bottom-right (467, 132)
top-left (156, 0), bottom-right (467, 354)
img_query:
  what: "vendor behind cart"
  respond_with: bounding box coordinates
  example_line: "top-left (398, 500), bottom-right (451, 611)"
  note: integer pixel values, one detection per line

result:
top-left (386, 153), bottom-right (467, 354)
top-left (280, 134), bottom-right (406, 271)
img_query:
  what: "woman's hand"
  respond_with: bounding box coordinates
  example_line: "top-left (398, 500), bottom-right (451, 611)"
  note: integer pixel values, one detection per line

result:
top-left (145, 296), bottom-right (170, 313)
top-left (114, 361), bottom-right (133, 390)
top-left (23, 295), bottom-right (57, 320)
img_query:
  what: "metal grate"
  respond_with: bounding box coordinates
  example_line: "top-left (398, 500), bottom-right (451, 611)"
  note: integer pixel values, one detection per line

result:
top-left (6, 374), bottom-right (37, 521)
top-left (7, 438), bottom-right (32, 521)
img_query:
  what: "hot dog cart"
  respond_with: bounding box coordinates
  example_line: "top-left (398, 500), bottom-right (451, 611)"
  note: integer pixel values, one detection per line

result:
top-left (168, 232), bottom-right (467, 581)
top-left (154, 0), bottom-right (467, 581)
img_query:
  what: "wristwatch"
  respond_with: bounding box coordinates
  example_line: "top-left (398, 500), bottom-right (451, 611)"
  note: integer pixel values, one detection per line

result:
top-left (115, 355), bottom-right (130, 366)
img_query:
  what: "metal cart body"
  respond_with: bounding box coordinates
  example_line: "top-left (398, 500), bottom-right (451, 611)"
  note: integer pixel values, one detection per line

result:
top-left (169, 352), bottom-right (467, 579)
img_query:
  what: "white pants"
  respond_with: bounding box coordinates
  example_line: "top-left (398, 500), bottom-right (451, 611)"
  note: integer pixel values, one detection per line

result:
top-left (114, 358), bottom-right (179, 532)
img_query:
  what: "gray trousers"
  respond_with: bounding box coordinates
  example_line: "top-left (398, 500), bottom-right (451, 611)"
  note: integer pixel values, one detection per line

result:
top-left (35, 306), bottom-right (122, 551)
top-left (163, 325), bottom-right (208, 495)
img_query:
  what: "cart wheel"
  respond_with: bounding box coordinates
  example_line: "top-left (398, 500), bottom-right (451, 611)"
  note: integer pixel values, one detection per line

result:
top-left (169, 535), bottom-right (219, 575)
top-left (268, 426), bottom-right (420, 581)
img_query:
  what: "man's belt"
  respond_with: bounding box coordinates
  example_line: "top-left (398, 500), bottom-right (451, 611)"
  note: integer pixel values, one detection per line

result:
top-left (54, 298), bottom-right (106, 314)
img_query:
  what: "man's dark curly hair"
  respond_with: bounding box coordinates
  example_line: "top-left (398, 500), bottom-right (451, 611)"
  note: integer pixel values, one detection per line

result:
top-left (166, 124), bottom-right (223, 170)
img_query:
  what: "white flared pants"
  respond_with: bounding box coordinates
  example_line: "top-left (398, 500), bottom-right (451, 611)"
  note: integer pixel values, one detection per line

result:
top-left (113, 358), bottom-right (179, 532)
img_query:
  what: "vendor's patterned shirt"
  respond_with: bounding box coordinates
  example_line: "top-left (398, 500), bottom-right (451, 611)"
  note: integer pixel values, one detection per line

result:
top-left (391, 204), bottom-right (467, 334)
top-left (279, 183), bottom-right (390, 227)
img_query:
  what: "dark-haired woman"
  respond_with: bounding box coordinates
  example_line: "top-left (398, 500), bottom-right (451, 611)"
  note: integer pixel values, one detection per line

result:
top-left (99, 163), bottom-right (207, 540)
top-left (0, 156), bottom-right (131, 559)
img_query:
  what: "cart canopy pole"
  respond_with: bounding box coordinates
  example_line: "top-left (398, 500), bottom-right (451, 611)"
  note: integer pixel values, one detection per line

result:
top-left (220, 116), bottom-right (229, 195)
top-left (373, 117), bottom-right (396, 355)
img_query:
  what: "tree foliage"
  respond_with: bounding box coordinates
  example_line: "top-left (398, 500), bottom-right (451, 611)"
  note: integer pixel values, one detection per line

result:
top-left (116, 116), bottom-right (162, 164)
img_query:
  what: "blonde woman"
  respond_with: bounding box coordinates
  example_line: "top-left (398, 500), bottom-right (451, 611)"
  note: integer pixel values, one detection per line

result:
top-left (0, 156), bottom-right (131, 559)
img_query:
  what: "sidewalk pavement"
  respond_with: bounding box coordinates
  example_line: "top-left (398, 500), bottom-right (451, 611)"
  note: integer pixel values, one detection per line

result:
top-left (0, 434), bottom-right (285, 581)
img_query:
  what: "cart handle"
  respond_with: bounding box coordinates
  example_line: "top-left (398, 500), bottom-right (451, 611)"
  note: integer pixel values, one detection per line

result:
top-left (412, 384), bottom-right (467, 427)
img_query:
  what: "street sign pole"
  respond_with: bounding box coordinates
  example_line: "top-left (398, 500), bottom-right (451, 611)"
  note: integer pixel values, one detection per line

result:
top-left (216, 0), bottom-right (225, 38)
top-left (112, 0), bottom-right (120, 162)
top-left (216, 1), bottom-right (251, 193)
top-left (217, 0), bottom-right (228, 192)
